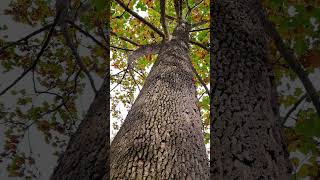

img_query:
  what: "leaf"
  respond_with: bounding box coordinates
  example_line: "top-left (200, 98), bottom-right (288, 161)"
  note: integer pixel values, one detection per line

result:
top-left (91, 0), bottom-right (107, 11)
top-left (301, 50), bottom-right (320, 68)
top-left (295, 113), bottom-right (320, 138)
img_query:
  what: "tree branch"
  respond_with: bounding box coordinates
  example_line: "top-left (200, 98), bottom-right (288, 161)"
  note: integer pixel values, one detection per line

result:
top-left (114, 0), bottom-right (165, 38)
top-left (264, 20), bottom-right (320, 117)
top-left (160, 0), bottom-right (169, 39)
top-left (282, 93), bottom-right (308, 125)
top-left (0, 18), bottom-right (59, 96)
top-left (0, 23), bottom-right (53, 54)
top-left (62, 27), bottom-right (98, 95)
top-left (129, 71), bottom-right (141, 91)
top-left (173, 0), bottom-right (183, 24)
top-left (190, 65), bottom-right (210, 96)
top-left (110, 31), bottom-right (140, 46)
top-left (67, 20), bottom-right (108, 51)
top-left (191, 20), bottom-right (209, 28)
top-left (189, 27), bottom-right (210, 32)
top-left (185, 0), bottom-right (205, 19)
top-left (189, 40), bottom-right (209, 51)
top-left (127, 43), bottom-right (162, 70)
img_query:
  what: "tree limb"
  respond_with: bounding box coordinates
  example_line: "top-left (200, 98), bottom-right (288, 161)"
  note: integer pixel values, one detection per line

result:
top-left (0, 16), bottom-right (59, 96)
top-left (110, 31), bottom-right (140, 46)
top-left (190, 65), bottom-right (210, 96)
top-left (114, 0), bottom-right (164, 38)
top-left (67, 20), bottom-right (108, 51)
top-left (0, 23), bottom-right (53, 54)
top-left (282, 93), bottom-right (308, 125)
top-left (189, 27), bottom-right (210, 32)
top-left (62, 27), bottom-right (98, 95)
top-left (264, 20), bottom-right (320, 117)
top-left (160, 0), bottom-right (169, 39)
top-left (173, 0), bottom-right (183, 24)
top-left (191, 20), bottom-right (209, 28)
top-left (189, 40), bottom-right (209, 51)
top-left (127, 43), bottom-right (162, 70)
top-left (185, 0), bottom-right (205, 19)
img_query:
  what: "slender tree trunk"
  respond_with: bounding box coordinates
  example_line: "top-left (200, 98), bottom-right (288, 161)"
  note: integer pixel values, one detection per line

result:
top-left (110, 24), bottom-right (210, 179)
top-left (210, 0), bottom-right (292, 179)
top-left (50, 78), bottom-right (110, 180)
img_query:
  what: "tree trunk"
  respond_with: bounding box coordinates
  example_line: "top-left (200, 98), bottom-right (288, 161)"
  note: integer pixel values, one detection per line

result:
top-left (210, 0), bottom-right (292, 179)
top-left (50, 78), bottom-right (110, 180)
top-left (110, 23), bottom-right (210, 179)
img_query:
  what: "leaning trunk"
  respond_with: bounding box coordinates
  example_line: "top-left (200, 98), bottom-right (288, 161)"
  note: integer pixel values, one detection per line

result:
top-left (210, 0), bottom-right (292, 179)
top-left (50, 78), bottom-right (110, 180)
top-left (110, 25), bottom-right (209, 179)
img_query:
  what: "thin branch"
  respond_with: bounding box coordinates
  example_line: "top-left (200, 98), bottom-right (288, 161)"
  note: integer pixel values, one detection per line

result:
top-left (191, 20), bottom-right (209, 28)
top-left (191, 65), bottom-right (210, 96)
top-left (189, 40), bottom-right (209, 51)
top-left (110, 31), bottom-right (140, 46)
top-left (189, 27), bottom-right (210, 32)
top-left (264, 20), bottom-right (320, 117)
top-left (114, 0), bottom-right (165, 38)
top-left (111, 45), bottom-right (134, 51)
top-left (97, 25), bottom-right (109, 46)
top-left (129, 71), bottom-right (141, 91)
top-left (0, 23), bottom-right (53, 54)
top-left (160, 0), bottom-right (169, 39)
top-left (185, 0), bottom-right (205, 19)
top-left (67, 20), bottom-right (108, 51)
top-left (69, 21), bottom-right (133, 51)
top-left (0, 18), bottom-right (59, 96)
top-left (32, 70), bottom-right (64, 100)
top-left (282, 93), bottom-right (308, 125)
top-left (111, 68), bottom-right (128, 91)
top-left (132, 68), bottom-right (145, 78)
top-left (62, 27), bottom-right (98, 94)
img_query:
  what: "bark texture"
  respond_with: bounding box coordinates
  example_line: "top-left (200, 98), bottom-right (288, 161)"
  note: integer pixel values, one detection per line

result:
top-left (110, 23), bottom-right (209, 179)
top-left (210, 0), bottom-right (292, 179)
top-left (50, 78), bottom-right (110, 180)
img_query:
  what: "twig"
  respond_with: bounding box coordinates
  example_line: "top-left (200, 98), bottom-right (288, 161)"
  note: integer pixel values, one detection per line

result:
top-left (0, 17), bottom-right (59, 96)
top-left (264, 20), bottom-right (320, 117)
top-left (111, 68), bottom-right (128, 91)
top-left (189, 27), bottom-right (210, 32)
top-left (110, 31), bottom-right (140, 46)
top-left (129, 71), bottom-right (141, 91)
top-left (189, 40), bottom-right (209, 51)
top-left (114, 0), bottom-right (165, 38)
top-left (67, 20), bottom-right (108, 51)
top-left (62, 27), bottom-right (98, 94)
top-left (191, 65), bottom-right (210, 96)
top-left (282, 93), bottom-right (308, 125)
top-left (191, 20), bottom-right (209, 28)
top-left (0, 23), bottom-right (53, 54)
top-left (185, 0), bottom-right (205, 19)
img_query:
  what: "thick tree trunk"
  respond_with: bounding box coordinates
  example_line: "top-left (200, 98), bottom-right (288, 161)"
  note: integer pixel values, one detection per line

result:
top-left (110, 24), bottom-right (210, 179)
top-left (50, 78), bottom-right (110, 180)
top-left (210, 0), bottom-right (292, 179)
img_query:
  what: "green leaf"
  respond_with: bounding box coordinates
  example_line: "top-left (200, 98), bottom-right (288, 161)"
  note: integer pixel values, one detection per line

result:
top-left (295, 114), bottom-right (320, 138)
top-left (91, 0), bottom-right (106, 12)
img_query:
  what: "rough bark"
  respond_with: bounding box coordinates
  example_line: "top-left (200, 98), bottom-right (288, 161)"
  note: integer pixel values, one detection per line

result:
top-left (210, 0), bottom-right (292, 179)
top-left (110, 23), bottom-right (210, 179)
top-left (50, 78), bottom-right (110, 180)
